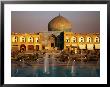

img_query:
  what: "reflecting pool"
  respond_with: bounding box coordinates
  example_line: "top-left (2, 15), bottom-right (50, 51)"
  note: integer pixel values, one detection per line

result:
top-left (11, 61), bottom-right (100, 77)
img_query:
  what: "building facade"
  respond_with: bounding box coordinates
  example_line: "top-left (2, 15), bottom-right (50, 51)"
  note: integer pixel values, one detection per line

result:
top-left (11, 15), bottom-right (100, 52)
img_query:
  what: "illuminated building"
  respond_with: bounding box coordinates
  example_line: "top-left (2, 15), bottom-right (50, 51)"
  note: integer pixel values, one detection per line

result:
top-left (11, 15), bottom-right (100, 52)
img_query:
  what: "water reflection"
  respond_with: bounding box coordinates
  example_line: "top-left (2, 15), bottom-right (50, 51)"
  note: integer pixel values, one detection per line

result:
top-left (71, 60), bottom-right (76, 76)
top-left (11, 61), bottom-right (100, 77)
top-left (44, 53), bottom-right (49, 74)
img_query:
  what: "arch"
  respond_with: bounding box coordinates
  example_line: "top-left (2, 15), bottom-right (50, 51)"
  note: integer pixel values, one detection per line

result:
top-left (12, 36), bottom-right (18, 42)
top-left (49, 34), bottom-right (56, 48)
top-left (87, 37), bottom-right (92, 42)
top-left (28, 36), bottom-right (34, 42)
top-left (36, 45), bottom-right (39, 51)
top-left (20, 36), bottom-right (26, 42)
top-left (71, 36), bottom-right (76, 42)
top-left (79, 36), bottom-right (84, 42)
top-left (20, 44), bottom-right (26, 52)
top-left (65, 37), bottom-right (70, 42)
top-left (50, 34), bottom-right (56, 40)
top-left (36, 37), bottom-right (39, 42)
top-left (28, 45), bottom-right (34, 50)
top-left (95, 36), bottom-right (99, 42)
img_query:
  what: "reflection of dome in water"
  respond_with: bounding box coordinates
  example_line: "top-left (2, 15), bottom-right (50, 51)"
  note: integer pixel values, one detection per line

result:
top-left (48, 15), bottom-right (72, 32)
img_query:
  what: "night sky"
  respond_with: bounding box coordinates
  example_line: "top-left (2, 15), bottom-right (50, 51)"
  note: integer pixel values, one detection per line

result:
top-left (11, 11), bottom-right (100, 33)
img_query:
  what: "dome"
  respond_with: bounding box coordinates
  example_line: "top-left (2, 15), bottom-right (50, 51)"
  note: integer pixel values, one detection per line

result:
top-left (48, 15), bottom-right (72, 32)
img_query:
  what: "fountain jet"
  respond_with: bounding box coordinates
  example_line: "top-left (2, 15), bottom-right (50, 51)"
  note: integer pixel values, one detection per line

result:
top-left (71, 60), bottom-right (76, 76)
top-left (44, 53), bottom-right (49, 74)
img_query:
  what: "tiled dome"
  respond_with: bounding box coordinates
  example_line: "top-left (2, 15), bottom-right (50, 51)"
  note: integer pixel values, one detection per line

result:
top-left (48, 15), bottom-right (72, 32)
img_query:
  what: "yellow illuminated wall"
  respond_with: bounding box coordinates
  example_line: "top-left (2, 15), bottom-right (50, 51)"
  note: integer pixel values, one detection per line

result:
top-left (11, 32), bottom-right (100, 51)
top-left (11, 32), bottom-right (42, 51)
top-left (64, 32), bottom-right (100, 51)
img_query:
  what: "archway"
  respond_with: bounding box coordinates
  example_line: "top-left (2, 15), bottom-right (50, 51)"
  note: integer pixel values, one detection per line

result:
top-left (28, 45), bottom-right (34, 50)
top-left (36, 45), bottom-right (39, 51)
top-left (20, 44), bottom-right (26, 52)
top-left (49, 34), bottom-right (56, 48)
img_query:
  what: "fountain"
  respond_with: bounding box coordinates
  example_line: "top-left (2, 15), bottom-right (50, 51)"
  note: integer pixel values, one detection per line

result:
top-left (71, 60), bottom-right (76, 76)
top-left (44, 53), bottom-right (49, 74)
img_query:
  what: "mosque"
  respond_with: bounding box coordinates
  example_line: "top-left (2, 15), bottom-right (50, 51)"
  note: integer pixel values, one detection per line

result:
top-left (11, 14), bottom-right (100, 53)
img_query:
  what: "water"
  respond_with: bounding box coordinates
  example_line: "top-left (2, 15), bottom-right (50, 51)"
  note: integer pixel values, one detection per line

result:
top-left (22, 59), bottom-right (25, 68)
top-left (71, 60), bottom-right (76, 76)
top-left (44, 53), bottom-right (49, 74)
top-left (11, 61), bottom-right (100, 77)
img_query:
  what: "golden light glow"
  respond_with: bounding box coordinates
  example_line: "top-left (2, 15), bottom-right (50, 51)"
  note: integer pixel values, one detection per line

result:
top-left (48, 15), bottom-right (72, 31)
top-left (11, 15), bottom-right (100, 51)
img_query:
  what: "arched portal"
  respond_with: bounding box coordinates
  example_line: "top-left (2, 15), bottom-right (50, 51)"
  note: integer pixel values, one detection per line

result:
top-left (49, 34), bottom-right (56, 48)
top-left (28, 45), bottom-right (34, 50)
top-left (20, 44), bottom-right (26, 52)
top-left (36, 45), bottom-right (39, 51)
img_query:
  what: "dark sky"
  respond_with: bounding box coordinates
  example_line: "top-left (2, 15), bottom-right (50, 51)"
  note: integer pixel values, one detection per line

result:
top-left (11, 11), bottom-right (100, 33)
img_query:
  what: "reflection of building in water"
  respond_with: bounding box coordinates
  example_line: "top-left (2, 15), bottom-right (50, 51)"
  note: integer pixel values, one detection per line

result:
top-left (11, 14), bottom-right (100, 52)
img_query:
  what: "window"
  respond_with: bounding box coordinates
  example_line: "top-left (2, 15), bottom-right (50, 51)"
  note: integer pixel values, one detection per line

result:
top-left (89, 38), bottom-right (91, 42)
top-left (36, 37), bottom-right (39, 42)
top-left (66, 37), bottom-right (69, 42)
top-left (71, 37), bottom-right (76, 42)
top-left (87, 37), bottom-right (91, 42)
top-left (22, 38), bottom-right (25, 42)
top-left (73, 39), bottom-right (76, 42)
top-left (29, 37), bottom-right (33, 42)
top-left (81, 38), bottom-right (83, 42)
top-left (14, 36), bottom-right (18, 42)
top-left (20, 36), bottom-right (26, 42)
top-left (66, 39), bottom-right (69, 42)
top-left (79, 37), bottom-right (84, 42)
top-left (12, 36), bottom-right (18, 42)
top-left (95, 37), bottom-right (99, 42)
